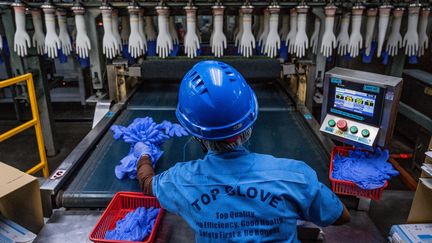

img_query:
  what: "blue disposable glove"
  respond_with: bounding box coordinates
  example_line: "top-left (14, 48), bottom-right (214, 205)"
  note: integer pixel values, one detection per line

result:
top-left (361, 41), bottom-right (377, 64)
top-left (111, 117), bottom-right (189, 179)
top-left (381, 51), bottom-right (389, 65)
top-left (332, 148), bottom-right (399, 190)
top-left (147, 41), bottom-right (157, 56)
top-left (105, 207), bottom-right (160, 241)
top-left (279, 41), bottom-right (289, 61)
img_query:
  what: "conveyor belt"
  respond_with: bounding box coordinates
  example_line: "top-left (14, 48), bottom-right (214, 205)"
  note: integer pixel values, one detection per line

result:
top-left (62, 82), bottom-right (329, 208)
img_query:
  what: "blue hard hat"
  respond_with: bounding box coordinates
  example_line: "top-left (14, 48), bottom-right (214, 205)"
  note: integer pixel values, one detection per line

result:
top-left (176, 60), bottom-right (258, 140)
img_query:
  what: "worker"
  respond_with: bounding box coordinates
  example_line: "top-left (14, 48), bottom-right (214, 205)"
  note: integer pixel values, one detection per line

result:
top-left (136, 60), bottom-right (350, 242)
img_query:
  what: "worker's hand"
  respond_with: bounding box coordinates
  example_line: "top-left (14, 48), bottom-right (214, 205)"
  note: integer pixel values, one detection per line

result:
top-left (13, 5), bottom-right (31, 57)
top-left (112, 9), bottom-right (123, 54)
top-left (74, 12), bottom-right (91, 59)
top-left (101, 8), bottom-right (120, 59)
top-left (364, 8), bottom-right (377, 56)
top-left (43, 8), bottom-right (61, 58)
top-left (310, 17), bottom-right (320, 55)
top-left (348, 9), bottom-right (363, 58)
top-left (169, 16), bottom-right (179, 45)
top-left (145, 16), bottom-right (157, 42)
top-left (31, 9), bottom-right (45, 55)
top-left (418, 8), bottom-right (430, 56)
top-left (57, 10), bottom-right (72, 56)
top-left (133, 142), bottom-right (153, 160)
top-left (133, 142), bottom-right (163, 165)
top-left (294, 9), bottom-right (309, 58)
top-left (285, 9), bottom-right (297, 54)
top-left (337, 13), bottom-right (350, 56)
top-left (403, 6), bottom-right (420, 57)
top-left (211, 7), bottom-right (227, 58)
top-left (264, 7), bottom-right (280, 58)
top-left (320, 7), bottom-right (337, 58)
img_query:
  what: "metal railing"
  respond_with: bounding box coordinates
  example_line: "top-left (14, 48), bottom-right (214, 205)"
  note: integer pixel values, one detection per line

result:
top-left (0, 73), bottom-right (49, 178)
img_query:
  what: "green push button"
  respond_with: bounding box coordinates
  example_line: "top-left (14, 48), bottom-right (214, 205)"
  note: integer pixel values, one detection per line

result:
top-left (350, 126), bottom-right (358, 134)
top-left (361, 129), bottom-right (370, 137)
top-left (328, 119), bottom-right (336, 127)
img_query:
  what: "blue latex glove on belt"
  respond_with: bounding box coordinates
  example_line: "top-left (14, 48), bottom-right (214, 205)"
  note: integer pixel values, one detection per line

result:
top-left (110, 117), bottom-right (188, 180)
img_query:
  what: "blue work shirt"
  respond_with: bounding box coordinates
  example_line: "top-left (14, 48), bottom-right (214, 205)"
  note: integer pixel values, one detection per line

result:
top-left (152, 147), bottom-right (343, 242)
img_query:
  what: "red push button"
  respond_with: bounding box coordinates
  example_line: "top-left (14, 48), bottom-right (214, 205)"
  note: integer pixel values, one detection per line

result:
top-left (336, 120), bottom-right (348, 131)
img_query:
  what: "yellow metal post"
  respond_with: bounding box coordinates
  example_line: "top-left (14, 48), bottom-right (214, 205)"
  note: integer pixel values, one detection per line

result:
top-left (0, 73), bottom-right (50, 177)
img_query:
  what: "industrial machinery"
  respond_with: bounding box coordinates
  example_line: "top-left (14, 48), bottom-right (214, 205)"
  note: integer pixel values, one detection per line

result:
top-left (320, 67), bottom-right (403, 149)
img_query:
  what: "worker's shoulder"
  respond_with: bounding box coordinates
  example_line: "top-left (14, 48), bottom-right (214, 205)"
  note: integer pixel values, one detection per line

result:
top-left (251, 152), bottom-right (318, 176)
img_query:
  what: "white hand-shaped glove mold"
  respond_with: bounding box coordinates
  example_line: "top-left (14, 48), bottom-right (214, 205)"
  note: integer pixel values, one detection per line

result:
top-left (184, 6), bottom-right (200, 58)
top-left (337, 12), bottom-right (350, 56)
top-left (239, 5), bottom-right (255, 58)
top-left (348, 5), bottom-right (365, 58)
top-left (255, 15), bottom-right (264, 38)
top-left (294, 5), bottom-right (309, 58)
top-left (13, 3), bottom-right (31, 57)
top-left (279, 15), bottom-right (289, 40)
top-left (310, 17), bottom-right (320, 54)
top-left (72, 4), bottom-right (91, 58)
top-left (127, 6), bottom-right (145, 58)
top-left (211, 5), bottom-right (227, 57)
top-left (264, 5), bottom-right (280, 58)
top-left (31, 9), bottom-right (45, 55)
top-left (234, 10), bottom-right (244, 47)
top-left (156, 6), bottom-right (173, 58)
top-left (376, 5), bottom-right (392, 57)
top-left (112, 9), bottom-right (123, 53)
top-left (137, 9), bottom-right (148, 55)
top-left (169, 16), bottom-right (179, 45)
top-left (120, 16), bottom-right (130, 45)
top-left (145, 16), bottom-right (157, 42)
top-left (57, 9), bottom-right (72, 56)
top-left (42, 3), bottom-right (61, 58)
top-left (364, 8), bottom-right (377, 56)
top-left (386, 8), bottom-right (404, 56)
top-left (403, 4), bottom-right (420, 56)
top-left (320, 5), bottom-right (337, 57)
top-left (258, 9), bottom-right (270, 48)
top-left (285, 8), bottom-right (297, 54)
top-left (418, 7), bottom-right (430, 56)
top-left (100, 5), bottom-right (120, 59)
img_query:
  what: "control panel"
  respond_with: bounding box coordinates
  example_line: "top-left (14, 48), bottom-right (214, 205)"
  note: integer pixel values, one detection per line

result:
top-left (320, 68), bottom-right (403, 149)
top-left (321, 114), bottom-right (379, 147)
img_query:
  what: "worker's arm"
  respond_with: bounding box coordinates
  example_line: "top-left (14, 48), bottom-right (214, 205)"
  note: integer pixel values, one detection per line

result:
top-left (332, 204), bottom-right (350, 225)
top-left (137, 155), bottom-right (155, 196)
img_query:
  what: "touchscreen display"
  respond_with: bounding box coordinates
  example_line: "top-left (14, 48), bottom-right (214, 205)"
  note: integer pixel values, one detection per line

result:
top-left (334, 87), bottom-right (376, 117)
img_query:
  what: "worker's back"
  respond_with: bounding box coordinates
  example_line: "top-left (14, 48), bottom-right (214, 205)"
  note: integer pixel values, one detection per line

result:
top-left (152, 147), bottom-right (344, 242)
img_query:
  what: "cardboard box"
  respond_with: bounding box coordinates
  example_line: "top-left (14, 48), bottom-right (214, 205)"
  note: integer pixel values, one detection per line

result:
top-left (0, 162), bottom-right (44, 233)
top-left (407, 162), bottom-right (432, 223)
top-left (389, 224), bottom-right (432, 243)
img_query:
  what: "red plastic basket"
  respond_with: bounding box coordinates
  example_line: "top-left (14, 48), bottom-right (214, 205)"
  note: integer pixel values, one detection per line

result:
top-left (329, 146), bottom-right (388, 200)
top-left (89, 192), bottom-right (164, 243)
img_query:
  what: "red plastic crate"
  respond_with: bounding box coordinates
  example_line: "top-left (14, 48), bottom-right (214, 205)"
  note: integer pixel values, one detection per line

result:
top-left (89, 192), bottom-right (164, 243)
top-left (329, 146), bottom-right (388, 200)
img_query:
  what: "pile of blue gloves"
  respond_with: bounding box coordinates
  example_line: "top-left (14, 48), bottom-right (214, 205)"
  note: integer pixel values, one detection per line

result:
top-left (332, 147), bottom-right (399, 190)
top-left (111, 117), bottom-right (188, 180)
top-left (105, 207), bottom-right (160, 241)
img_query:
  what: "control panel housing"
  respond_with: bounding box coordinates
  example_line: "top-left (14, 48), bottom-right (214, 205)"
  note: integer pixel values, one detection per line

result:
top-left (320, 68), bottom-right (403, 149)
